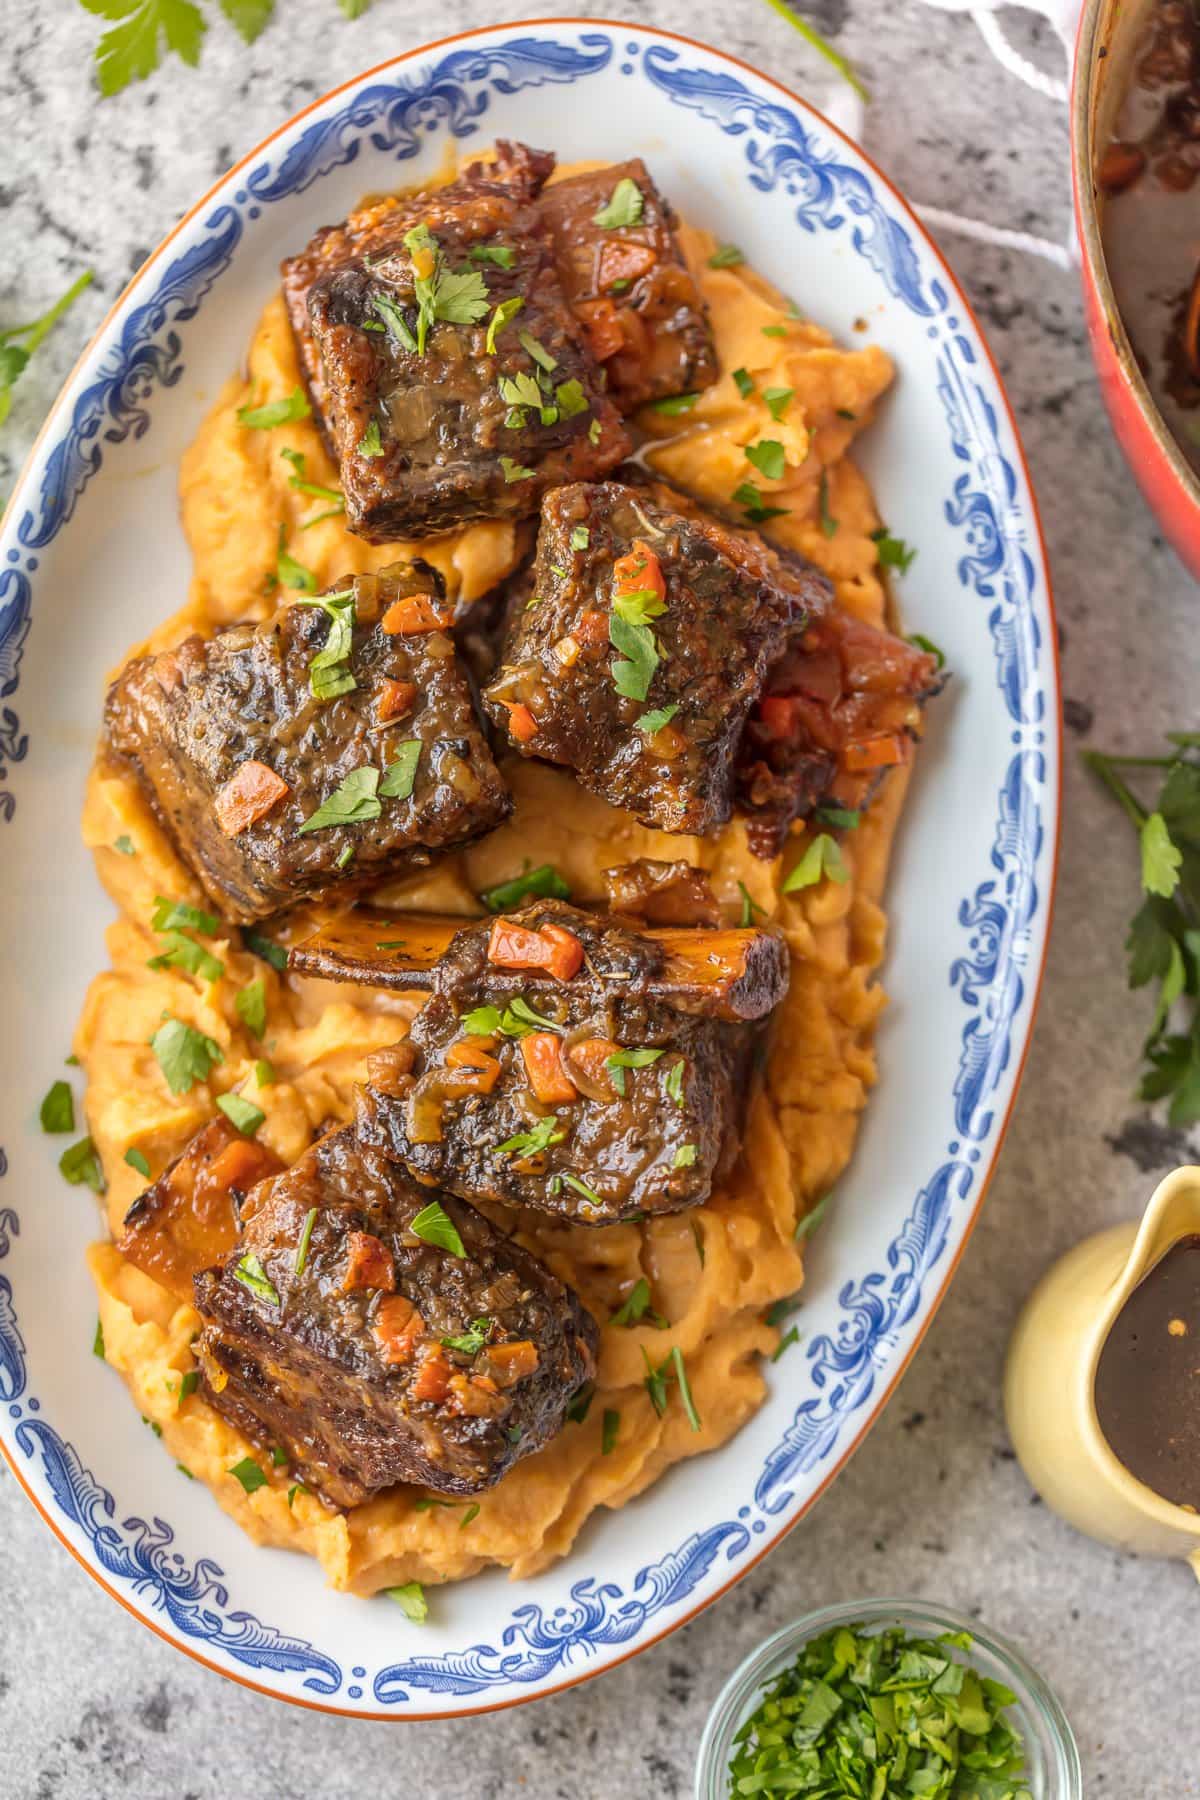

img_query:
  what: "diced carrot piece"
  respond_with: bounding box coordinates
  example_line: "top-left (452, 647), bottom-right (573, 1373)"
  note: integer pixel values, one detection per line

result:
top-left (215, 760), bottom-right (291, 836)
top-left (381, 593), bottom-right (454, 635)
top-left (487, 919), bottom-right (585, 982)
top-left (520, 1033), bottom-right (578, 1105)
top-left (343, 1230), bottom-right (396, 1293)
top-left (444, 1038), bottom-right (502, 1095)
top-left (374, 1293), bottom-right (425, 1365)
top-left (597, 239), bottom-right (658, 290)
top-left (565, 1036), bottom-right (621, 1093)
top-left (576, 297), bottom-right (625, 361)
top-left (505, 702), bottom-right (539, 744)
top-left (613, 541), bottom-right (666, 604)
top-left (206, 1138), bottom-right (279, 1199)
top-left (447, 1372), bottom-right (507, 1418)
top-left (376, 678), bottom-right (418, 724)
top-left (757, 696), bottom-right (800, 742)
top-left (486, 1339), bottom-right (539, 1386)
top-left (843, 734), bottom-right (910, 773)
top-left (411, 1344), bottom-right (451, 1404)
top-left (575, 609), bottom-right (610, 647)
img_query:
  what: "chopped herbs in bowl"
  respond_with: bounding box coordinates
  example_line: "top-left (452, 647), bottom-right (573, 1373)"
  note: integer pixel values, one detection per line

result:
top-left (695, 1602), bottom-right (1081, 1800)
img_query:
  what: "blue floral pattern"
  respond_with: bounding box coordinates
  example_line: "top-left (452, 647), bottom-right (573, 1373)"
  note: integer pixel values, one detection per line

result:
top-left (0, 27), bottom-right (1053, 1710)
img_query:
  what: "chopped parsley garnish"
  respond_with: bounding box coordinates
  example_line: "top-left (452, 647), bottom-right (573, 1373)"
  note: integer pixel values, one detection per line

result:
top-left (601, 1408), bottom-right (620, 1455)
top-left (783, 832), bottom-right (849, 893)
top-left (613, 585), bottom-right (667, 627)
top-left (758, 0), bottom-right (869, 101)
top-left (280, 448), bottom-right (342, 507)
top-left (556, 378), bottom-right (588, 419)
top-left (40, 1080), bottom-right (75, 1134)
top-left (357, 419), bottom-right (384, 459)
top-left (652, 392), bottom-right (700, 416)
top-left (216, 1091), bottom-right (265, 1136)
top-left (500, 455), bottom-right (535, 483)
top-left (481, 863), bottom-right (571, 912)
top-left (297, 765), bottom-right (382, 833)
top-left (287, 1484), bottom-right (306, 1508)
top-left (371, 290), bottom-right (418, 351)
top-left (243, 930), bottom-right (288, 972)
top-left (228, 1456), bottom-right (268, 1495)
top-left (113, 834), bottom-right (135, 856)
top-left (460, 1503), bottom-right (480, 1529)
top-left (124, 1147), bottom-right (152, 1179)
top-left (570, 526), bottom-right (590, 552)
top-left (380, 740), bottom-right (422, 802)
top-left (176, 1463), bottom-right (195, 1480)
top-left (745, 439), bottom-right (786, 482)
top-left (462, 994), bottom-right (560, 1040)
top-left (691, 1220), bottom-right (705, 1267)
top-left (663, 1059), bottom-right (686, 1106)
top-left (178, 1369), bottom-right (199, 1405)
top-left (909, 632), bottom-right (946, 669)
top-left (410, 1199), bottom-right (466, 1258)
top-left (150, 1017), bottom-right (222, 1096)
top-left (276, 524), bottom-right (318, 592)
top-left (335, 845), bottom-right (354, 871)
top-left (566, 1384), bottom-right (594, 1424)
top-left (495, 1116), bottom-right (567, 1159)
top-left (386, 1581), bottom-right (428, 1622)
top-left (609, 611), bottom-right (660, 703)
top-left (762, 324), bottom-right (790, 339)
top-left (642, 1345), bottom-right (701, 1430)
top-left (469, 243), bottom-right (516, 268)
top-left (727, 1621), bottom-right (1032, 1798)
top-left (254, 1060), bottom-right (274, 1087)
top-left (148, 930), bottom-right (225, 982)
top-left (763, 386), bottom-right (793, 422)
top-left (271, 1445), bottom-right (288, 1468)
top-left (819, 469), bottom-right (839, 538)
top-left (816, 805), bottom-right (860, 830)
top-left (485, 296), bottom-right (524, 354)
top-left (771, 1325), bottom-right (801, 1361)
top-left (441, 1316), bottom-right (493, 1355)
top-left (588, 418), bottom-right (602, 446)
top-left (732, 367), bottom-right (754, 399)
top-left (708, 244), bottom-right (745, 269)
top-left (93, 1318), bottom-right (105, 1360)
top-left (738, 881), bottom-right (766, 927)
top-left (562, 1172), bottom-right (604, 1208)
top-left (498, 370), bottom-right (542, 412)
top-left (593, 177), bottom-right (644, 229)
top-left (60, 1135), bottom-right (105, 1194)
top-left (605, 1046), bottom-right (665, 1096)
top-left (837, 407), bottom-right (857, 420)
top-left (610, 1277), bottom-right (668, 1330)
top-left (294, 1207), bottom-right (318, 1277)
top-left (152, 896), bottom-right (218, 936)
top-left (673, 1143), bottom-right (698, 1169)
top-left (636, 702), bottom-right (679, 734)
top-left (871, 526), bottom-right (917, 574)
top-left (0, 269), bottom-right (93, 425)
top-left (518, 330), bottom-right (556, 372)
top-left (234, 1251), bottom-right (279, 1305)
top-left (143, 1416), bottom-right (162, 1438)
top-left (733, 481), bottom-right (789, 524)
top-left (795, 1190), bottom-right (833, 1240)
top-left (235, 977), bottom-right (267, 1039)
top-left (671, 1345), bottom-right (701, 1431)
top-left (295, 586), bottom-right (356, 700)
top-left (407, 226), bottom-right (490, 349)
top-left (237, 386), bottom-right (310, 429)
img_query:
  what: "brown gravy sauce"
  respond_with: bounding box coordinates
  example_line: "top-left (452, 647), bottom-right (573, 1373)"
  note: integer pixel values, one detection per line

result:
top-left (1094, 1232), bottom-right (1200, 1508)
top-left (1100, 0), bottom-right (1200, 474)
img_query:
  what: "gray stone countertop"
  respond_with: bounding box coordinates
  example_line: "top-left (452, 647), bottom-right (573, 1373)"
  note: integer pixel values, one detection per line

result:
top-left (0, 0), bottom-right (1194, 1792)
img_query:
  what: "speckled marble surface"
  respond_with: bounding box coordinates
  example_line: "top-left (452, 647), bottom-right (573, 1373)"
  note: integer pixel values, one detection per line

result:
top-left (1, 2), bottom-right (1196, 1794)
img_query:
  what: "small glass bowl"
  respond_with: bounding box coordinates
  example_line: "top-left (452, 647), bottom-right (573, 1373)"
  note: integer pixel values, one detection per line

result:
top-left (694, 1597), bottom-right (1082, 1800)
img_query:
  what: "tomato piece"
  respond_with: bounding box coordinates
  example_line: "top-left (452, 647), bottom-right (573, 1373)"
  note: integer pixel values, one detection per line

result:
top-left (505, 701), bottom-right (539, 744)
top-left (485, 1340), bottom-right (539, 1386)
top-left (487, 918), bottom-right (585, 981)
top-left (381, 593), bottom-right (454, 635)
top-left (411, 1344), bottom-right (451, 1404)
top-left (343, 1230), bottom-right (396, 1293)
top-left (215, 759), bottom-right (291, 836)
top-left (597, 239), bottom-right (658, 290)
top-left (613, 540), bottom-right (666, 604)
top-left (376, 677), bottom-right (418, 723)
top-left (520, 1033), bottom-right (578, 1104)
top-left (575, 297), bottom-right (625, 361)
top-left (374, 1293), bottom-right (425, 1365)
top-left (842, 734), bottom-right (910, 773)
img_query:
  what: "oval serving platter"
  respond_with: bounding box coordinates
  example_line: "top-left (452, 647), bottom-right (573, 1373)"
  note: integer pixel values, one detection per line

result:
top-left (0, 18), bottom-right (1058, 1717)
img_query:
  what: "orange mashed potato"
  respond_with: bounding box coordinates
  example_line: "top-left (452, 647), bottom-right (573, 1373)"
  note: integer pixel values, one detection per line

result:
top-left (75, 211), bottom-right (908, 1595)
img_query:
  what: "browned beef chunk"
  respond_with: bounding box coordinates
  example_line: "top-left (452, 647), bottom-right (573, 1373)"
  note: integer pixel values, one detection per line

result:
top-left (282, 141), bottom-right (629, 542)
top-left (104, 563), bottom-right (511, 925)
top-left (117, 1120), bottom-right (283, 1304)
top-left (483, 482), bottom-right (807, 835)
top-left (192, 1125), bottom-right (597, 1508)
top-left (537, 159), bottom-right (718, 413)
top-left (353, 900), bottom-right (787, 1226)
top-left (602, 858), bottom-right (722, 928)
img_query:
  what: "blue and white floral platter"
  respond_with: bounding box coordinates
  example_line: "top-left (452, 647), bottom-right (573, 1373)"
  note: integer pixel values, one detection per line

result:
top-left (0, 19), bottom-right (1058, 1717)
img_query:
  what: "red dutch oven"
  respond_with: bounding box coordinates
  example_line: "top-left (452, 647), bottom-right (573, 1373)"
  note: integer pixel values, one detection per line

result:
top-left (1072, 0), bottom-right (1200, 579)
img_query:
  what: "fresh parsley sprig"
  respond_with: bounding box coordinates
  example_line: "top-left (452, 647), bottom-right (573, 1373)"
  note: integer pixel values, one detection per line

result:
top-left (1086, 734), bottom-right (1200, 1123)
top-left (78, 0), bottom-right (373, 98)
top-left (0, 271), bottom-right (94, 427)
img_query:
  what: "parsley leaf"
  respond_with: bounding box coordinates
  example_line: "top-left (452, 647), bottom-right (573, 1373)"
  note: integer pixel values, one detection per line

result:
top-left (500, 455), bottom-right (535, 484)
top-left (236, 977), bottom-right (267, 1039)
top-left (673, 1143), bottom-right (698, 1169)
top-left (485, 296), bottom-right (524, 354)
top-left (495, 1116), bottom-right (566, 1158)
top-left (871, 526), bottom-right (917, 574)
top-left (818, 468), bottom-right (839, 538)
top-left (124, 1147), bottom-right (152, 1179)
top-left (555, 378), bottom-right (588, 420)
top-left (733, 481), bottom-right (788, 524)
top-left (469, 243), bottom-right (516, 268)
top-left (60, 1135), bottom-right (105, 1194)
top-left (609, 612), bottom-right (659, 703)
top-left (40, 1080), bottom-right (75, 1134)
top-left (708, 244), bottom-right (745, 269)
top-left (276, 525), bottom-right (317, 593)
top-left (601, 1408), bottom-right (620, 1454)
top-left (0, 270), bottom-right (94, 426)
top-left (732, 367), bottom-right (754, 399)
top-left (782, 833), bottom-right (849, 892)
top-left (652, 392), bottom-right (700, 416)
top-left (295, 586), bottom-right (356, 700)
top-left (763, 386), bottom-right (793, 421)
top-left (605, 1046), bottom-right (665, 1097)
top-left (243, 930), bottom-right (287, 972)
top-left (745, 439), bottom-right (786, 482)
top-left (441, 1316), bottom-right (493, 1355)
top-left (297, 766), bottom-right (381, 834)
top-left (357, 419), bottom-right (384, 459)
top-left (234, 1251), bottom-right (279, 1304)
top-left (152, 896), bottom-right (218, 936)
top-left (1143, 811), bottom-right (1182, 899)
top-left (151, 1016), bottom-right (222, 1095)
top-left (636, 702), bottom-right (679, 734)
top-left (82, 0), bottom-right (206, 96)
top-left (379, 740), bottom-right (422, 802)
top-left (593, 177), bottom-right (644, 229)
top-left (217, 1091), bottom-right (265, 1135)
top-left (228, 1455), bottom-right (267, 1495)
top-left (409, 1199), bottom-right (466, 1258)
top-left (236, 385), bottom-right (310, 428)
top-left (481, 863), bottom-right (571, 912)
top-left (663, 1059), bottom-right (686, 1106)
top-left (385, 1581), bottom-right (427, 1622)
top-left (147, 930), bottom-right (225, 982)
top-left (610, 1277), bottom-right (668, 1330)
top-left (498, 370), bottom-right (542, 411)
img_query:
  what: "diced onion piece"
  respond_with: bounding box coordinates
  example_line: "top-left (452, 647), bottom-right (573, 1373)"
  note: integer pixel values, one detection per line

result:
top-left (376, 678), bottom-right (418, 724)
top-left (215, 760), bottom-right (291, 836)
top-left (554, 635), bottom-right (581, 668)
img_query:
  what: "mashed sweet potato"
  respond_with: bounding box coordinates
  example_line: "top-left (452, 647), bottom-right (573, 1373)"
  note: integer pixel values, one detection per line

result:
top-left (76, 204), bottom-right (910, 1595)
